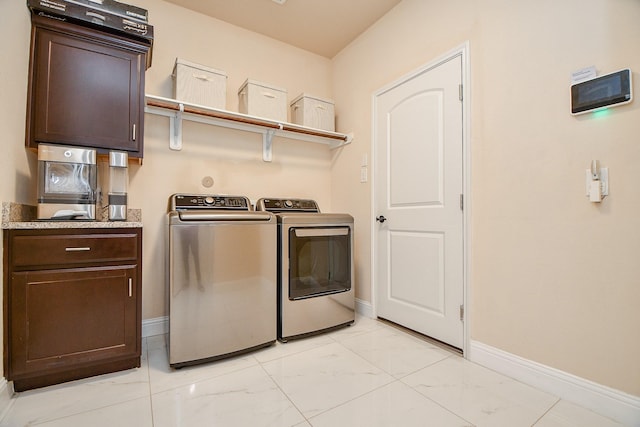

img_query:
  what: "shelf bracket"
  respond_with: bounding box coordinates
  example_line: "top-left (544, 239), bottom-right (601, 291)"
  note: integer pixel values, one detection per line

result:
top-left (346, 132), bottom-right (354, 144)
top-left (169, 103), bottom-right (184, 151)
top-left (329, 132), bottom-right (354, 149)
top-left (262, 127), bottom-right (280, 162)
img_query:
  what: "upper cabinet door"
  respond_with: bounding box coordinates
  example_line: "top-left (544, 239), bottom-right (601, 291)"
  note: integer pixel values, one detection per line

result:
top-left (26, 15), bottom-right (149, 157)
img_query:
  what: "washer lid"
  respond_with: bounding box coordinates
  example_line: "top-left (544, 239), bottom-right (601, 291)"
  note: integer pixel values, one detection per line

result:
top-left (172, 211), bottom-right (273, 223)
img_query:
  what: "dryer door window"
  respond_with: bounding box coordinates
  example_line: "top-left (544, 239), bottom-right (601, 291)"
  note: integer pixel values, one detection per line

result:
top-left (288, 226), bottom-right (351, 300)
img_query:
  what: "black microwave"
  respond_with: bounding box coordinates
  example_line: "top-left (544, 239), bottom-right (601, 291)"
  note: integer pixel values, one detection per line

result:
top-left (571, 69), bottom-right (632, 115)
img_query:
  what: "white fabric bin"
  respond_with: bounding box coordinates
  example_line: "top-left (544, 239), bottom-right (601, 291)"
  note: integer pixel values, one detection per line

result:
top-left (172, 58), bottom-right (227, 109)
top-left (290, 94), bottom-right (335, 131)
top-left (238, 79), bottom-right (287, 121)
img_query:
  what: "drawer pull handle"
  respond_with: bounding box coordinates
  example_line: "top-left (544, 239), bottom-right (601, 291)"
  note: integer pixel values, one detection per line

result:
top-left (65, 247), bottom-right (91, 252)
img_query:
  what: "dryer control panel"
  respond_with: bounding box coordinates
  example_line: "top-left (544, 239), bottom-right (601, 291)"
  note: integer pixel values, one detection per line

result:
top-left (256, 198), bottom-right (319, 213)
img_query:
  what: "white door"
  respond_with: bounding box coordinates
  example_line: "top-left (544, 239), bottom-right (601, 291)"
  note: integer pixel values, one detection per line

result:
top-left (374, 54), bottom-right (464, 349)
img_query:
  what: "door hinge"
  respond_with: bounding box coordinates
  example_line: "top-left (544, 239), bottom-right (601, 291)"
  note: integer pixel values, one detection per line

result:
top-left (459, 194), bottom-right (464, 210)
top-left (458, 84), bottom-right (463, 101)
top-left (459, 305), bottom-right (464, 321)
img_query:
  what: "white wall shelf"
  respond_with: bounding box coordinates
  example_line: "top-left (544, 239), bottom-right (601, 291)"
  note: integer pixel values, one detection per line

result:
top-left (144, 95), bottom-right (352, 162)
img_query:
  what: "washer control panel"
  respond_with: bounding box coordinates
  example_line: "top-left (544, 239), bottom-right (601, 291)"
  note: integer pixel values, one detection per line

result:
top-left (256, 198), bottom-right (319, 213)
top-left (171, 194), bottom-right (251, 211)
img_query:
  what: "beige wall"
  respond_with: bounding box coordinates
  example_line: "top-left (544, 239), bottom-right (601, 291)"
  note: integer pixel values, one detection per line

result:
top-left (0, 0), bottom-right (36, 381)
top-left (332, 0), bottom-right (640, 396)
top-left (0, 3), bottom-right (35, 204)
top-left (128, 0), bottom-right (336, 324)
top-left (0, 0), bottom-right (335, 379)
top-left (1, 0), bottom-right (638, 398)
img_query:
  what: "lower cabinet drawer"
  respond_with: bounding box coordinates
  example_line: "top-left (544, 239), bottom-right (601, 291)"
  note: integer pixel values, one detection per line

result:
top-left (10, 232), bottom-right (139, 268)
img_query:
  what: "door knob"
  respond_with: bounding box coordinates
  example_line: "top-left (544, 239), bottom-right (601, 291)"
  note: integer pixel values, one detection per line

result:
top-left (376, 215), bottom-right (387, 223)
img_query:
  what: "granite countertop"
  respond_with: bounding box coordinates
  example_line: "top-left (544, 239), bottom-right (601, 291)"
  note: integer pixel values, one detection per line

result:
top-left (2, 202), bottom-right (142, 229)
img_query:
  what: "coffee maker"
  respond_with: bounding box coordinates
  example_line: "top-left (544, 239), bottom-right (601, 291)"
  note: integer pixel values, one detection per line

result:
top-left (37, 144), bottom-right (97, 220)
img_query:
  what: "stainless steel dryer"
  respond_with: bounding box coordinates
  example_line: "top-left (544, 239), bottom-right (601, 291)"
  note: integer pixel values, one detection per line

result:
top-left (167, 194), bottom-right (277, 367)
top-left (256, 198), bottom-right (354, 342)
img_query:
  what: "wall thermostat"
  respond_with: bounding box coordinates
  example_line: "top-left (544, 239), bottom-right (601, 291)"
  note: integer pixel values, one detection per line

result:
top-left (571, 69), bottom-right (632, 115)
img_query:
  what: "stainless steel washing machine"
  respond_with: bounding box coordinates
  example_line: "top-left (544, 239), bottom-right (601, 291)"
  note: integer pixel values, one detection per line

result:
top-left (256, 198), bottom-right (354, 342)
top-left (167, 194), bottom-right (277, 367)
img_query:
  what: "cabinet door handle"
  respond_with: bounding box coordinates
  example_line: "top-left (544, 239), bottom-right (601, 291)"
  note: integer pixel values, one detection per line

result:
top-left (128, 278), bottom-right (132, 297)
top-left (65, 247), bottom-right (91, 252)
top-left (132, 124), bottom-right (136, 141)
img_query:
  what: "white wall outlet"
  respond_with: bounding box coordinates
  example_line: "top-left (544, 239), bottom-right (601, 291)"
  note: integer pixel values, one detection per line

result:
top-left (585, 168), bottom-right (609, 198)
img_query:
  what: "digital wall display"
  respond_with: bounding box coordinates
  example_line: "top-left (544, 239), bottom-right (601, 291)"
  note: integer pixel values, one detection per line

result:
top-left (571, 69), bottom-right (632, 115)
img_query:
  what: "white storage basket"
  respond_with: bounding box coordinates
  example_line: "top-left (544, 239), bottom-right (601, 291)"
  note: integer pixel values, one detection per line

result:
top-left (238, 79), bottom-right (287, 121)
top-left (290, 94), bottom-right (335, 131)
top-left (172, 58), bottom-right (227, 109)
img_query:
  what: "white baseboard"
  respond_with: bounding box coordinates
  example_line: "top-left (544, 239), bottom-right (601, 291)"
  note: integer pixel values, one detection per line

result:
top-left (142, 316), bottom-right (168, 338)
top-left (468, 340), bottom-right (640, 426)
top-left (355, 298), bottom-right (374, 318)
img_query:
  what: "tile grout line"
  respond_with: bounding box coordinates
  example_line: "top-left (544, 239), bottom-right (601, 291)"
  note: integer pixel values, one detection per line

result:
top-left (531, 397), bottom-right (562, 426)
top-left (396, 357), bottom-right (478, 427)
top-left (301, 331), bottom-right (402, 422)
top-left (144, 337), bottom-right (157, 427)
top-left (398, 355), bottom-right (562, 427)
top-left (254, 328), bottom-right (399, 425)
top-left (146, 339), bottom-right (263, 397)
top-left (255, 339), bottom-right (338, 365)
top-left (390, 354), bottom-right (475, 427)
top-left (306, 379), bottom-right (403, 424)
top-left (253, 353), bottom-right (310, 426)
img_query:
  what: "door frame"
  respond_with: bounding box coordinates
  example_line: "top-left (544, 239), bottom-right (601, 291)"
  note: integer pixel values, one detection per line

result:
top-left (371, 42), bottom-right (471, 355)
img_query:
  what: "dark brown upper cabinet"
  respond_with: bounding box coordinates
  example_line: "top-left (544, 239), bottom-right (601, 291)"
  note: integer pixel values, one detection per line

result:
top-left (26, 14), bottom-right (151, 158)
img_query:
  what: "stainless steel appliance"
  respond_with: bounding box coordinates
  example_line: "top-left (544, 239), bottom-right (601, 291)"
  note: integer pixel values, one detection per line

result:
top-left (37, 144), bottom-right (97, 220)
top-left (256, 198), bottom-right (354, 342)
top-left (107, 151), bottom-right (129, 221)
top-left (167, 194), bottom-right (277, 368)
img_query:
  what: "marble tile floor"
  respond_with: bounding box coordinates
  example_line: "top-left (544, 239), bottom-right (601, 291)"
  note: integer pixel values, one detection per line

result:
top-left (0, 316), bottom-right (625, 427)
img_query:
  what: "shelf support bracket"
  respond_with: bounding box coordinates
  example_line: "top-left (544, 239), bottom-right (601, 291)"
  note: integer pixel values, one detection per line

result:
top-left (169, 103), bottom-right (184, 151)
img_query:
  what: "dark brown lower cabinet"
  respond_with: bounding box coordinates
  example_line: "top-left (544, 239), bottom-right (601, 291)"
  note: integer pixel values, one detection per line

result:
top-left (3, 228), bottom-right (142, 391)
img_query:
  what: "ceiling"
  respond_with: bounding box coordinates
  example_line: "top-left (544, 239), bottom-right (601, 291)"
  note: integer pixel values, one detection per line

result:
top-left (161, 0), bottom-right (402, 58)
